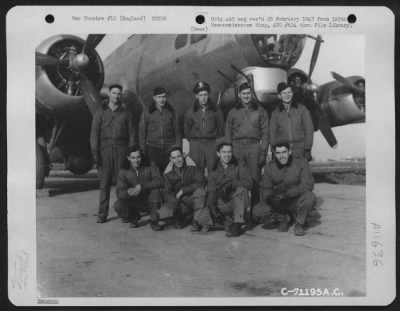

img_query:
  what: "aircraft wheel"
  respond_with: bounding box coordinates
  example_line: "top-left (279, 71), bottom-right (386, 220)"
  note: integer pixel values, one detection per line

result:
top-left (36, 142), bottom-right (46, 189)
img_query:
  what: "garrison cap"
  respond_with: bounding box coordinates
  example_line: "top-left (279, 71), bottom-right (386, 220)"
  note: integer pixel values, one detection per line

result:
top-left (108, 83), bottom-right (123, 91)
top-left (166, 144), bottom-right (183, 157)
top-left (215, 136), bottom-right (232, 151)
top-left (193, 81), bottom-right (211, 94)
top-left (153, 87), bottom-right (167, 96)
top-left (238, 82), bottom-right (251, 93)
top-left (277, 82), bottom-right (291, 94)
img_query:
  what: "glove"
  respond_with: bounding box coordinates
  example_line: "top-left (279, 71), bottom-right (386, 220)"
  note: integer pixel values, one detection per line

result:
top-left (258, 152), bottom-right (267, 167)
top-left (304, 149), bottom-right (312, 162)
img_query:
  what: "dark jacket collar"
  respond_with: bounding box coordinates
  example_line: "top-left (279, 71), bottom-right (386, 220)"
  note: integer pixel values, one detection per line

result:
top-left (279, 100), bottom-right (298, 112)
top-left (235, 101), bottom-right (258, 111)
top-left (193, 99), bottom-right (217, 112)
top-left (102, 101), bottom-right (123, 112)
top-left (148, 101), bottom-right (174, 114)
top-left (275, 155), bottom-right (293, 169)
top-left (212, 156), bottom-right (238, 171)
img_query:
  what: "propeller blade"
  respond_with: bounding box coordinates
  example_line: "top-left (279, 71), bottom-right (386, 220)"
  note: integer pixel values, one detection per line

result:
top-left (82, 34), bottom-right (106, 54)
top-left (308, 35), bottom-right (322, 81)
top-left (36, 52), bottom-right (68, 67)
top-left (318, 116), bottom-right (338, 148)
top-left (331, 71), bottom-right (365, 95)
top-left (79, 73), bottom-right (103, 115)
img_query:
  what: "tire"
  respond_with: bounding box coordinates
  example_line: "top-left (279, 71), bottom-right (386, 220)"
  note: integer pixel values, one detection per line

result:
top-left (36, 143), bottom-right (46, 189)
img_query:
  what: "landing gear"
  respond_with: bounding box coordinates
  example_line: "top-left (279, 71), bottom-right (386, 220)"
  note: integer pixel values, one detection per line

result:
top-left (36, 142), bottom-right (49, 189)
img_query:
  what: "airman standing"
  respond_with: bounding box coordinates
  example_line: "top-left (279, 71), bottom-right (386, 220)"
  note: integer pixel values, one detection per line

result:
top-left (270, 82), bottom-right (314, 161)
top-left (184, 81), bottom-right (224, 176)
top-left (139, 87), bottom-right (182, 172)
top-left (90, 84), bottom-right (135, 223)
top-left (225, 82), bottom-right (269, 203)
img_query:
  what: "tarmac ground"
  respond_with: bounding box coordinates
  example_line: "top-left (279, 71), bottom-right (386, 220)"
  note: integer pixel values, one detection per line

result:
top-left (37, 170), bottom-right (366, 298)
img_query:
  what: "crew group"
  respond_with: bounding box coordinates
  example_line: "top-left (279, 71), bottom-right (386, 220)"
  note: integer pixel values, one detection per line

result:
top-left (90, 75), bottom-right (316, 237)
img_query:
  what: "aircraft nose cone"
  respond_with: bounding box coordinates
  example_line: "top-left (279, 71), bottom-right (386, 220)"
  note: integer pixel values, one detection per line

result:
top-left (72, 53), bottom-right (89, 70)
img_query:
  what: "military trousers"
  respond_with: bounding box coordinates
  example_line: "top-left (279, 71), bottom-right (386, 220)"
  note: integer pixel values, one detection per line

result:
top-left (189, 139), bottom-right (217, 177)
top-left (233, 141), bottom-right (261, 182)
top-left (252, 190), bottom-right (316, 225)
top-left (216, 186), bottom-right (249, 224)
top-left (98, 144), bottom-right (127, 220)
top-left (159, 188), bottom-right (209, 225)
top-left (233, 141), bottom-right (262, 205)
top-left (113, 188), bottom-right (162, 222)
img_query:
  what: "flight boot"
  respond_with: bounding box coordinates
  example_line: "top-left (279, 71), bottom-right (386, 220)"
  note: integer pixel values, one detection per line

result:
top-left (96, 216), bottom-right (107, 224)
top-left (294, 223), bottom-right (305, 236)
top-left (173, 209), bottom-right (185, 229)
top-left (262, 214), bottom-right (279, 229)
top-left (226, 223), bottom-right (242, 237)
top-left (190, 220), bottom-right (202, 232)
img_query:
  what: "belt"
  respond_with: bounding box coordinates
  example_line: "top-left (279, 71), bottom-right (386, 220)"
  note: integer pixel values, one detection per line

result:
top-left (233, 138), bottom-right (260, 145)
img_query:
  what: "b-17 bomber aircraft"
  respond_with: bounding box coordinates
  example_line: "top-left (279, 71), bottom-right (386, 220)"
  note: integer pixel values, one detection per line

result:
top-left (35, 34), bottom-right (365, 189)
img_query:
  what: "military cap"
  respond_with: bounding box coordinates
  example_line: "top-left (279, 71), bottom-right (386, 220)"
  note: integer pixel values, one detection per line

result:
top-left (166, 144), bottom-right (183, 157)
top-left (215, 136), bottom-right (232, 151)
top-left (277, 82), bottom-right (291, 94)
top-left (193, 81), bottom-right (211, 94)
top-left (108, 83), bottom-right (123, 91)
top-left (153, 86), bottom-right (167, 96)
top-left (238, 82), bottom-right (251, 92)
top-left (288, 70), bottom-right (307, 83)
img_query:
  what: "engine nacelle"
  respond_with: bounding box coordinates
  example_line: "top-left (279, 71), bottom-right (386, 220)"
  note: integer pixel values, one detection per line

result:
top-left (318, 76), bottom-right (365, 127)
top-left (36, 34), bottom-right (104, 117)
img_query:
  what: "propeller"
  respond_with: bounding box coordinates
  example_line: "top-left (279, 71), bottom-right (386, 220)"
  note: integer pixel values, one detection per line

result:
top-left (36, 34), bottom-right (106, 114)
top-left (331, 71), bottom-right (365, 95)
top-left (317, 116), bottom-right (338, 148)
top-left (307, 35), bottom-right (322, 82)
top-left (79, 72), bottom-right (104, 115)
top-left (296, 35), bottom-right (338, 148)
top-left (36, 52), bottom-right (69, 67)
top-left (82, 34), bottom-right (106, 55)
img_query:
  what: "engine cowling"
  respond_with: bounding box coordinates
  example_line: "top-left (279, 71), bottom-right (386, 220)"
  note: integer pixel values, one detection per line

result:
top-left (317, 76), bottom-right (365, 127)
top-left (36, 34), bottom-right (104, 117)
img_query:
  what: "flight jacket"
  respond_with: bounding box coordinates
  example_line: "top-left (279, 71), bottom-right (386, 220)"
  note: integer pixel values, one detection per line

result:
top-left (260, 156), bottom-right (314, 202)
top-left (183, 100), bottom-right (224, 140)
top-left (225, 101), bottom-right (269, 154)
top-left (116, 164), bottom-right (163, 200)
top-left (139, 101), bottom-right (181, 150)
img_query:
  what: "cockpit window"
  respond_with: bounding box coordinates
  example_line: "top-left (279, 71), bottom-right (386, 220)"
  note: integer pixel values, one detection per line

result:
top-left (175, 35), bottom-right (188, 50)
top-left (251, 34), bottom-right (306, 69)
top-left (190, 34), bottom-right (207, 44)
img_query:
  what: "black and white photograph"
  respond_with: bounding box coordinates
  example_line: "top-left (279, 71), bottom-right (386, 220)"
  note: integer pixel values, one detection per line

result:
top-left (6, 6), bottom-right (395, 306)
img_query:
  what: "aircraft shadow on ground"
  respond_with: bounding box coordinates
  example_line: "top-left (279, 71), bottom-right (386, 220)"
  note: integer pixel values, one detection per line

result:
top-left (43, 179), bottom-right (100, 196)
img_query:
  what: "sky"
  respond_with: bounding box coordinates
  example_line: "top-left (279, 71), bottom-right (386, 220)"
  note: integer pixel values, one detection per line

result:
top-left (91, 34), bottom-right (365, 161)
